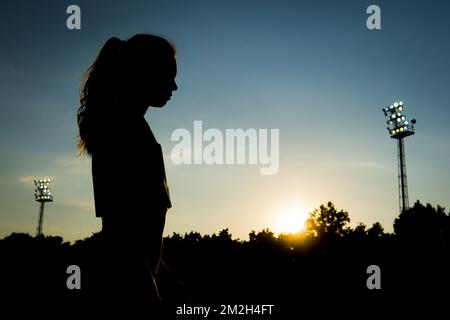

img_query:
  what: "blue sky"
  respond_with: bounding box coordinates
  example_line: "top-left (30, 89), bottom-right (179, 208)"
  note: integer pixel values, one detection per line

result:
top-left (1, 0), bottom-right (449, 241)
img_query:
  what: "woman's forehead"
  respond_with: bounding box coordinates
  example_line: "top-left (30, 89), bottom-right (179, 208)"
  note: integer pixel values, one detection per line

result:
top-left (137, 55), bottom-right (177, 75)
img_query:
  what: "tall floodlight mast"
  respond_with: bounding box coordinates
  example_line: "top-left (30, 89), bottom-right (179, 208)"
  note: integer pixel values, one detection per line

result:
top-left (382, 101), bottom-right (416, 214)
top-left (34, 179), bottom-right (54, 236)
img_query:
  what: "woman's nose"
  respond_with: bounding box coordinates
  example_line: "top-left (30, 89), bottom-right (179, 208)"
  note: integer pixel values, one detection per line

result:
top-left (170, 79), bottom-right (178, 91)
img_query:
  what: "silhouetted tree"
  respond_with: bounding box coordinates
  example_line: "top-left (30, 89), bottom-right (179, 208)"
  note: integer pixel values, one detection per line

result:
top-left (348, 223), bottom-right (367, 241)
top-left (249, 228), bottom-right (276, 245)
top-left (394, 201), bottom-right (450, 247)
top-left (305, 202), bottom-right (350, 238)
top-left (367, 222), bottom-right (384, 239)
top-left (215, 228), bottom-right (233, 241)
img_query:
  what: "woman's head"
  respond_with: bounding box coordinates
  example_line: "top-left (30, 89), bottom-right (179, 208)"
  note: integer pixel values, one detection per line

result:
top-left (120, 34), bottom-right (178, 108)
top-left (77, 34), bottom-right (177, 155)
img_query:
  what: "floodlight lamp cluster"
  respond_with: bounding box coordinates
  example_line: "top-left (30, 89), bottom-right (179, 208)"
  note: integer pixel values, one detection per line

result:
top-left (34, 179), bottom-right (53, 202)
top-left (382, 101), bottom-right (416, 139)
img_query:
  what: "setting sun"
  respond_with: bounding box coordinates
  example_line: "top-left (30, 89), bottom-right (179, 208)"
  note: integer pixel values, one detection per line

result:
top-left (274, 204), bottom-right (309, 235)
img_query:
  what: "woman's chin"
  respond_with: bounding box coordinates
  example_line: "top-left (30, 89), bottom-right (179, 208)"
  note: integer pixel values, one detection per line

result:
top-left (152, 103), bottom-right (166, 108)
top-left (152, 99), bottom-right (170, 108)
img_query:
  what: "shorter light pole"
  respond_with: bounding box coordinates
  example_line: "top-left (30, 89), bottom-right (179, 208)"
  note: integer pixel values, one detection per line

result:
top-left (34, 179), bottom-right (54, 237)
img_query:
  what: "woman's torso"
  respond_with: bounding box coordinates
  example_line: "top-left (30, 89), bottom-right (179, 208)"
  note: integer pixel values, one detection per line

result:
top-left (91, 115), bottom-right (171, 218)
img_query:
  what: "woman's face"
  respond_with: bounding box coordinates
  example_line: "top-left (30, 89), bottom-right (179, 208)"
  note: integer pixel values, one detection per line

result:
top-left (150, 56), bottom-right (178, 108)
top-left (132, 56), bottom-right (178, 109)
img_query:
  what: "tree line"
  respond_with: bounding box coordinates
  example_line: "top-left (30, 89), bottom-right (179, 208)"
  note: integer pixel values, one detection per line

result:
top-left (1, 200), bottom-right (449, 315)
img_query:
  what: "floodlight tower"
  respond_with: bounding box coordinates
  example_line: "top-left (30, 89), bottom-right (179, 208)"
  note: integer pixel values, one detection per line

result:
top-left (382, 101), bottom-right (416, 214)
top-left (34, 179), bottom-right (54, 236)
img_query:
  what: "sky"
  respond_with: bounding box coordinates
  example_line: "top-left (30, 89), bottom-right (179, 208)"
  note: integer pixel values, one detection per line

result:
top-left (1, 0), bottom-right (449, 242)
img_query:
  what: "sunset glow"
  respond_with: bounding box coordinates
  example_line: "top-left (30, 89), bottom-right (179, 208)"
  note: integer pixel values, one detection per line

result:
top-left (274, 203), bottom-right (309, 235)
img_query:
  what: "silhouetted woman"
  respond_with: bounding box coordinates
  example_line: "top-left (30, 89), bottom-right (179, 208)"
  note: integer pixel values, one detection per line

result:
top-left (77, 34), bottom-right (177, 308)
